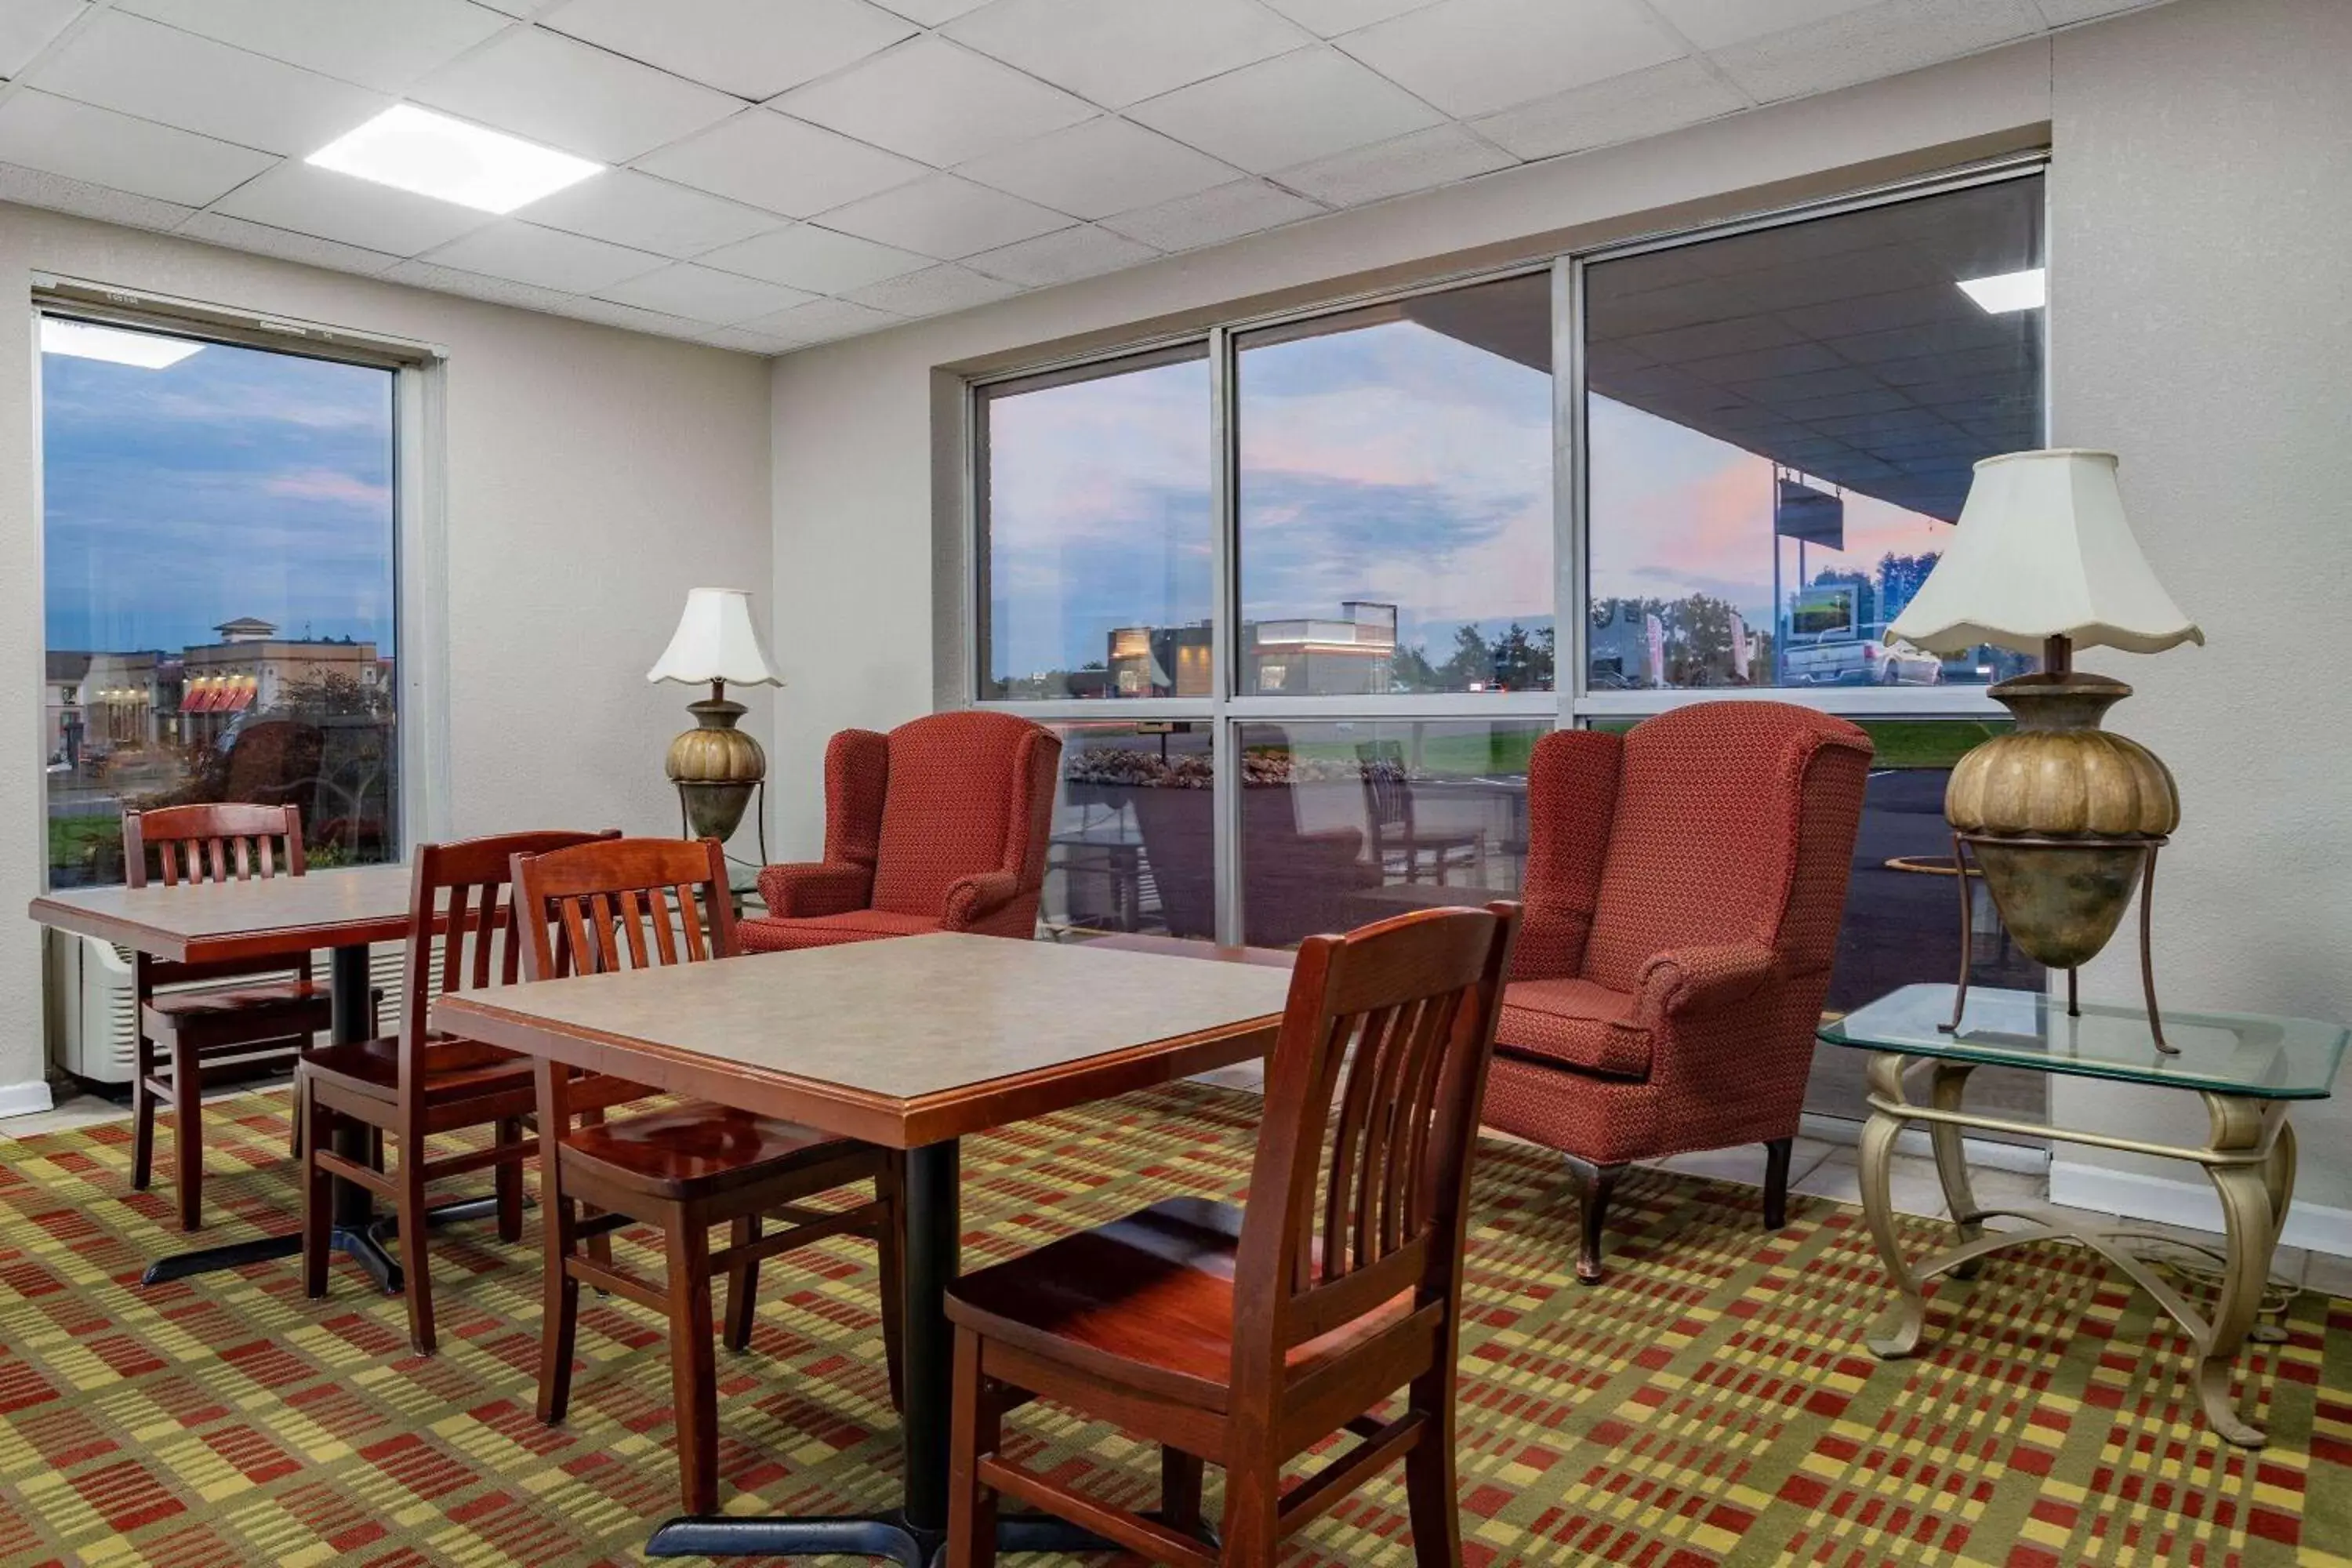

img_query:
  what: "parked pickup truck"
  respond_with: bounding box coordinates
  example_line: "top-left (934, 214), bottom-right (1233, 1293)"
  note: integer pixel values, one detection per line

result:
top-left (1784, 635), bottom-right (1942, 687)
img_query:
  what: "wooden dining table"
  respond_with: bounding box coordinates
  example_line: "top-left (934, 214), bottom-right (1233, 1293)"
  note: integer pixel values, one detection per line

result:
top-left (26, 864), bottom-right (498, 1290)
top-left (436, 930), bottom-right (1294, 1566)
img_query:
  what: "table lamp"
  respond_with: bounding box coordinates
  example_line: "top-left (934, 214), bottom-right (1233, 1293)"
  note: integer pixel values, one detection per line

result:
top-left (647, 587), bottom-right (782, 850)
top-left (1886, 449), bottom-right (2201, 1047)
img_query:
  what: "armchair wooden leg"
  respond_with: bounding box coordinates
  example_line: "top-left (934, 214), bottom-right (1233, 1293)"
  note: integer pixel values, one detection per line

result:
top-left (1564, 1156), bottom-right (1624, 1286)
top-left (1763, 1137), bottom-right (1794, 1232)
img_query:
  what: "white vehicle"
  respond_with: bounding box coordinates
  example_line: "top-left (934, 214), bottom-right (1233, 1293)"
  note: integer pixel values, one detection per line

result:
top-left (1782, 586), bottom-right (1941, 686)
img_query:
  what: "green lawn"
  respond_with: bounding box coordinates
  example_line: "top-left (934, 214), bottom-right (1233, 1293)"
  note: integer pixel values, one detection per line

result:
top-left (49, 815), bottom-right (119, 869)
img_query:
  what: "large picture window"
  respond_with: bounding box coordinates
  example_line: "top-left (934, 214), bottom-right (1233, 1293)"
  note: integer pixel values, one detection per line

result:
top-left (41, 314), bottom-right (401, 887)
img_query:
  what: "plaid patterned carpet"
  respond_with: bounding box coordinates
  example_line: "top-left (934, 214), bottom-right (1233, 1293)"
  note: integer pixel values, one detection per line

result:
top-left (0, 1081), bottom-right (2342, 1567)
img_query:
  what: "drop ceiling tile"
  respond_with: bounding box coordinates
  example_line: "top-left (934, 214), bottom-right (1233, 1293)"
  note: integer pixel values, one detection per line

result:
top-left (1711, 0), bottom-right (2042, 103)
top-left (413, 24), bottom-right (739, 162)
top-left (546, 295), bottom-right (710, 336)
top-left (543, 0), bottom-right (914, 101)
top-left (1472, 55), bottom-right (1745, 159)
top-left (635, 110), bottom-right (927, 218)
top-left (1336, 0), bottom-right (1681, 119)
top-left (29, 11), bottom-right (389, 154)
top-left (816, 172), bottom-right (1068, 258)
top-left (595, 260), bottom-right (815, 321)
top-left (380, 257), bottom-right (583, 310)
top-left (963, 223), bottom-right (1158, 285)
top-left (0, 90), bottom-right (274, 205)
top-left (176, 210), bottom-right (404, 274)
top-left (698, 222), bottom-right (929, 292)
top-left (214, 158), bottom-right (496, 254)
top-left (2032, 0), bottom-right (2167, 22)
top-left (114, 0), bottom-right (509, 93)
top-left (1272, 123), bottom-right (1512, 207)
top-left (842, 262), bottom-right (1021, 315)
top-left (740, 296), bottom-right (906, 343)
top-left (956, 118), bottom-right (1235, 221)
top-left (421, 218), bottom-right (667, 291)
top-left (1259, 0), bottom-right (1437, 35)
top-left (1617, 314), bottom-right (1802, 365)
top-left (773, 37), bottom-right (1094, 167)
top-left (517, 169), bottom-right (782, 257)
top-left (0, 0), bottom-right (85, 78)
top-left (1643, 0), bottom-right (1882, 49)
top-left (944, 0), bottom-right (1310, 110)
top-left (1098, 178), bottom-right (1322, 250)
top-left (1126, 46), bottom-right (1443, 175)
top-left (472, 0), bottom-right (548, 14)
top-left (0, 158), bottom-right (193, 230)
top-left (696, 325), bottom-right (804, 354)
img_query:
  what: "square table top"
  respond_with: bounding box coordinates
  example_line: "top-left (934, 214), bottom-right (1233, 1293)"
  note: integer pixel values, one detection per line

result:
top-left (434, 932), bottom-right (1297, 1148)
top-left (27, 863), bottom-right (418, 961)
top-left (1820, 984), bottom-right (2349, 1101)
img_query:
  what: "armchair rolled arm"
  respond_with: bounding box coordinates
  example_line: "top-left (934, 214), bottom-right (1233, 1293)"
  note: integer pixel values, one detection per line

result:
top-left (758, 861), bottom-right (873, 919)
top-left (940, 869), bottom-right (1021, 931)
top-left (1635, 941), bottom-right (1779, 1018)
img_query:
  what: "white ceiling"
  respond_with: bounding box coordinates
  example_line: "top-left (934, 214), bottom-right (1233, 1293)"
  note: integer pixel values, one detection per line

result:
top-left (0, 0), bottom-right (2164, 357)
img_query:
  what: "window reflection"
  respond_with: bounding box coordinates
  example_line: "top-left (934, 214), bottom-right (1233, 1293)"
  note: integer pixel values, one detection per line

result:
top-left (1584, 176), bottom-right (2045, 691)
top-left (1038, 722), bottom-right (1215, 942)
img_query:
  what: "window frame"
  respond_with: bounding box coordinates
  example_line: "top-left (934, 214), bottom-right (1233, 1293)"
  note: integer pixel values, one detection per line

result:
top-left (965, 154), bottom-right (2051, 946)
top-left (30, 282), bottom-right (447, 887)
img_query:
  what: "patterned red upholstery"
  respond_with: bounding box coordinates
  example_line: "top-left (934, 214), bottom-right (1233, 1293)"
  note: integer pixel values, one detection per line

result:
top-left (1485, 703), bottom-right (1871, 1167)
top-left (740, 712), bottom-right (1062, 955)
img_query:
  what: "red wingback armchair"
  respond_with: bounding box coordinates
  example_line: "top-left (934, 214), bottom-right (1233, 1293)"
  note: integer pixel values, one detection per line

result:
top-left (1482, 702), bottom-right (1871, 1283)
top-left (739, 711), bottom-right (1062, 953)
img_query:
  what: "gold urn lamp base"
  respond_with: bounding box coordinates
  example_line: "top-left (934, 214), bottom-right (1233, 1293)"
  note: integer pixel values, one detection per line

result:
top-left (1942, 637), bottom-right (2180, 1051)
top-left (665, 683), bottom-right (768, 855)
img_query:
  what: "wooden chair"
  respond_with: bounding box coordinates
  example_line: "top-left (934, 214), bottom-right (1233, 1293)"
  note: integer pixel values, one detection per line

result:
top-left (297, 829), bottom-right (615, 1354)
top-left (1356, 742), bottom-right (1484, 886)
top-left (943, 901), bottom-right (1521, 1568)
top-left (125, 802), bottom-right (338, 1232)
top-left (511, 837), bottom-right (906, 1515)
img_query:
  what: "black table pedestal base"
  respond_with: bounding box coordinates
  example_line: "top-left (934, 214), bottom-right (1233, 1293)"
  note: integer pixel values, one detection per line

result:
top-left (140, 1195), bottom-right (507, 1288)
top-left (648, 1509), bottom-right (1192, 1565)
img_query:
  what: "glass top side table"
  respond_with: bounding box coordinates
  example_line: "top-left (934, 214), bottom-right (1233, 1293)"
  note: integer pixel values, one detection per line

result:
top-left (1820, 983), bottom-right (2349, 1447)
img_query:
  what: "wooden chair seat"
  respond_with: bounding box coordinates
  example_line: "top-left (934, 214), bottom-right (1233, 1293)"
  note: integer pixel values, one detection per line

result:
top-left (144, 975), bottom-right (328, 1018)
top-left (562, 1103), bottom-right (866, 1200)
top-left (946, 1196), bottom-right (1411, 1414)
top-left (302, 1035), bottom-right (534, 1109)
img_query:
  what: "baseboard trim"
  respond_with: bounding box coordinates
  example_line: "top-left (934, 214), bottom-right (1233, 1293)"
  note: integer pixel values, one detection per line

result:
top-left (0, 1080), bottom-right (57, 1120)
top-left (1800, 1111), bottom-right (2049, 1174)
top-left (2050, 1160), bottom-right (2352, 1259)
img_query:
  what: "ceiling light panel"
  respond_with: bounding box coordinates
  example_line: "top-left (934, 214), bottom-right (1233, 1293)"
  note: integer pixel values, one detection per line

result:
top-left (1956, 268), bottom-right (2047, 313)
top-left (309, 105), bottom-right (604, 214)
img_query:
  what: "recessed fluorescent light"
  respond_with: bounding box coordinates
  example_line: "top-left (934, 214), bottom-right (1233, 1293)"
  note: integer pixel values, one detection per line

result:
top-left (307, 104), bottom-right (602, 214)
top-left (40, 318), bottom-right (205, 369)
top-left (1957, 267), bottom-right (2046, 314)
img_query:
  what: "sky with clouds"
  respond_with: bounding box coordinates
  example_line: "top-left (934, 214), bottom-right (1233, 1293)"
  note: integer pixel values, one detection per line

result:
top-left (42, 329), bottom-right (396, 657)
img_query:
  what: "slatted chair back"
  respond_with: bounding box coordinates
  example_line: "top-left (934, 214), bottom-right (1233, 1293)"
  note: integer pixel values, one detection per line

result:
top-left (1356, 740), bottom-right (1414, 840)
top-left (510, 837), bottom-right (739, 982)
top-left (123, 802), bottom-right (306, 887)
top-left (401, 830), bottom-right (619, 1048)
top-left (1231, 902), bottom-right (1518, 1381)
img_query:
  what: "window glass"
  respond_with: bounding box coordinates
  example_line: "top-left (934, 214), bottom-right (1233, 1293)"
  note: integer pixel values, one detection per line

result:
top-left (1039, 722), bottom-right (1216, 942)
top-left (1236, 719), bottom-right (1541, 949)
top-left (1584, 176), bottom-right (2044, 691)
top-left (42, 318), bottom-right (399, 887)
top-left (1238, 274), bottom-right (1554, 696)
top-left (978, 347), bottom-right (1211, 700)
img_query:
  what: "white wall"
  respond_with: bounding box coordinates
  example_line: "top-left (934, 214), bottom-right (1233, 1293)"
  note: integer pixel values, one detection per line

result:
top-left (3, 208), bottom-right (773, 1110)
top-left (766, 0), bottom-right (2352, 1241)
top-left (2045, 0), bottom-right (2352, 1232)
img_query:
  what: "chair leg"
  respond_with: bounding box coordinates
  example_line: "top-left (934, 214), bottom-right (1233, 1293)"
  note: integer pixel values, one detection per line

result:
top-left (1566, 1157), bottom-right (1624, 1286)
top-left (538, 1178), bottom-right (581, 1425)
top-left (723, 1214), bottom-right (760, 1352)
top-left (1218, 1451), bottom-right (1283, 1568)
top-left (1161, 1448), bottom-right (1204, 1537)
top-left (947, 1325), bottom-right (999, 1568)
top-left (663, 1217), bottom-right (720, 1516)
top-left (1763, 1137), bottom-right (1794, 1232)
top-left (301, 1091), bottom-right (332, 1299)
top-left (397, 1135), bottom-right (437, 1356)
top-left (494, 1119), bottom-right (525, 1245)
top-left (1403, 1370), bottom-right (1464, 1567)
top-left (874, 1157), bottom-right (906, 1412)
top-left (130, 1042), bottom-right (155, 1193)
top-left (170, 1040), bottom-right (204, 1232)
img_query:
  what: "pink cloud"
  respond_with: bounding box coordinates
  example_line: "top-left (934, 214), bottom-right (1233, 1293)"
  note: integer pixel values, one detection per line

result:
top-left (260, 467), bottom-right (390, 508)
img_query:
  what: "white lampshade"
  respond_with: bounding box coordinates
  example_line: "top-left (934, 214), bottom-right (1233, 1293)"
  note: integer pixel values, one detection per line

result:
top-left (1887, 449), bottom-right (2203, 658)
top-left (646, 587), bottom-right (784, 687)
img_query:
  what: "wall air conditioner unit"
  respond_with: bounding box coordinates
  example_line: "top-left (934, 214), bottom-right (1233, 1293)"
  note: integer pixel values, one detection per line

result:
top-left (45, 928), bottom-right (411, 1088)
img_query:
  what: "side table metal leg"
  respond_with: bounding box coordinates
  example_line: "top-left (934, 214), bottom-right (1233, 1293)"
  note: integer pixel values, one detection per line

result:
top-left (1927, 1062), bottom-right (1984, 1279)
top-left (1859, 1056), bottom-right (1928, 1359)
top-left (2198, 1094), bottom-right (2282, 1447)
